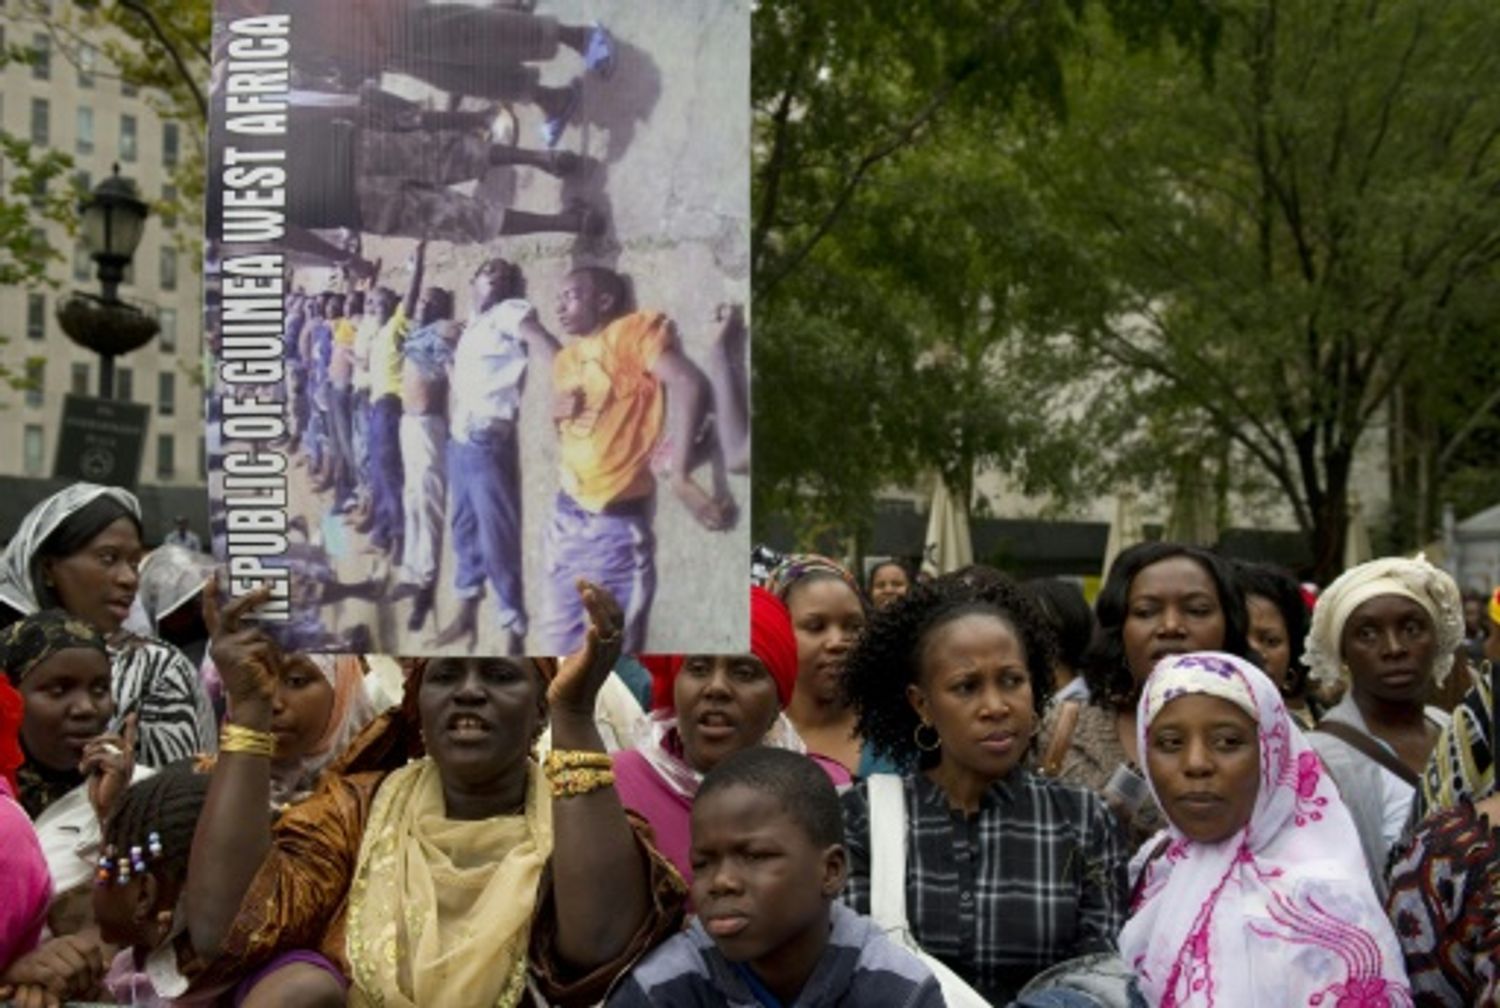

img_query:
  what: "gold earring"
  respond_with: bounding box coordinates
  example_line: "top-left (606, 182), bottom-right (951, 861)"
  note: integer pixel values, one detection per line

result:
top-left (913, 721), bottom-right (941, 752)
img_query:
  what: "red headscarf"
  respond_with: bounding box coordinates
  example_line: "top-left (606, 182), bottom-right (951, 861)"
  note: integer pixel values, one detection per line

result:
top-left (644, 587), bottom-right (800, 712)
top-left (0, 678), bottom-right (21, 795)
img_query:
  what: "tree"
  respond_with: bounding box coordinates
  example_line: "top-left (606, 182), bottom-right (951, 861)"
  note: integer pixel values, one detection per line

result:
top-left (1016, 0), bottom-right (1500, 579)
top-left (751, 0), bottom-right (1220, 542)
top-left (0, 27), bottom-right (77, 398)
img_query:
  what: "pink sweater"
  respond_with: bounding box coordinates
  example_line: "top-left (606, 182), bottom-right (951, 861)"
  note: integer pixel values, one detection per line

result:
top-left (0, 779), bottom-right (51, 972)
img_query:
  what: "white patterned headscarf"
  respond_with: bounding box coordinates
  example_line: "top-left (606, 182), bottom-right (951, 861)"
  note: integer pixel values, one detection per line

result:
top-left (1303, 554), bottom-right (1463, 688)
top-left (0, 484), bottom-right (141, 617)
top-left (1122, 652), bottom-right (1413, 1007)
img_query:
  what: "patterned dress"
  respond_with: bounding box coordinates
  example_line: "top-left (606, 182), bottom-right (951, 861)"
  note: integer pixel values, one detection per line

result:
top-left (109, 632), bottom-right (217, 767)
top-left (1386, 800), bottom-right (1500, 1006)
top-left (1037, 701), bottom-right (1166, 852)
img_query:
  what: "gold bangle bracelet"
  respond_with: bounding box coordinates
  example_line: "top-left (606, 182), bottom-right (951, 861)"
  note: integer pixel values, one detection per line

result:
top-left (548, 767), bottom-right (615, 799)
top-left (220, 723), bottom-right (277, 758)
top-left (544, 749), bottom-right (613, 776)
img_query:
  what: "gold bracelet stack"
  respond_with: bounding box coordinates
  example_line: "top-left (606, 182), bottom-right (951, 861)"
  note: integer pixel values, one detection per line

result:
top-left (220, 723), bottom-right (277, 758)
top-left (544, 749), bottom-right (614, 798)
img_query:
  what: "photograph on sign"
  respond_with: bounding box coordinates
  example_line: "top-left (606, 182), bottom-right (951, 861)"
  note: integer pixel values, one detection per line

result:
top-left (205, 0), bottom-right (751, 655)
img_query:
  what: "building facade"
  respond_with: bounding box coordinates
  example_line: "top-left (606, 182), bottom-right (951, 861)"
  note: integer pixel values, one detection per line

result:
top-left (0, 4), bottom-right (204, 541)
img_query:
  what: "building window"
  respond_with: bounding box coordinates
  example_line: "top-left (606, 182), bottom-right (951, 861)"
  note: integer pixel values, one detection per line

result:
top-left (76, 106), bottom-right (94, 155)
top-left (116, 366), bottom-right (133, 401)
top-left (122, 79), bottom-right (137, 98)
top-left (162, 123), bottom-right (179, 169)
top-left (73, 242), bottom-right (92, 281)
top-left (28, 175), bottom-right (46, 210)
top-left (72, 169), bottom-right (91, 198)
top-left (159, 245), bottom-right (177, 290)
top-left (158, 371), bottom-right (175, 416)
top-left (30, 98), bottom-right (49, 146)
top-left (198, 435), bottom-right (207, 479)
top-left (78, 43), bottom-right (95, 87)
top-left (156, 433), bottom-right (174, 479)
top-left (23, 425), bottom-right (44, 477)
top-left (158, 307), bottom-right (177, 351)
top-left (25, 360), bottom-right (44, 408)
top-left (31, 33), bottom-right (49, 80)
top-left (26, 293), bottom-right (45, 341)
top-left (70, 362), bottom-right (89, 395)
top-left (160, 183), bottom-right (178, 227)
top-left (120, 114), bottom-right (137, 162)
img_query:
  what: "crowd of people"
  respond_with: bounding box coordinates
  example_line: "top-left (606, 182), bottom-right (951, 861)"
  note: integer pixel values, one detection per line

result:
top-left (0, 482), bottom-right (1497, 1006)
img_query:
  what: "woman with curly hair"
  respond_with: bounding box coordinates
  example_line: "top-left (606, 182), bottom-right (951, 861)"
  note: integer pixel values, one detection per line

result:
top-left (1036, 541), bottom-right (1250, 853)
top-left (838, 573), bottom-right (1127, 1005)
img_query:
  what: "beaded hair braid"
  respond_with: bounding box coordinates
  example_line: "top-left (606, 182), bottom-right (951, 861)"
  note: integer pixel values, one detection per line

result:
top-left (96, 762), bottom-right (210, 887)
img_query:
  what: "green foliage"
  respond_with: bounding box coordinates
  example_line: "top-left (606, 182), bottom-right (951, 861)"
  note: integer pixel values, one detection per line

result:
top-left (0, 30), bottom-right (75, 396)
top-left (754, 0), bottom-right (1500, 578)
top-left (751, 0), bottom-right (1220, 546)
top-left (1020, 0), bottom-right (1500, 575)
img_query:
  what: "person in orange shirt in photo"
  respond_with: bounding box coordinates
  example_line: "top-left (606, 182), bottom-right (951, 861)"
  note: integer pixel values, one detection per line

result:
top-left (520, 268), bottom-right (735, 655)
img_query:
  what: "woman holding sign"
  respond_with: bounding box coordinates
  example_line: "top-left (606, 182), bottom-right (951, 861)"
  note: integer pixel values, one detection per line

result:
top-left (180, 579), bottom-right (685, 1006)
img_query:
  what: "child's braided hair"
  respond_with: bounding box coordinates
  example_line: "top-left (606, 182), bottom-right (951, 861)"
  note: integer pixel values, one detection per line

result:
top-left (99, 761), bottom-right (210, 887)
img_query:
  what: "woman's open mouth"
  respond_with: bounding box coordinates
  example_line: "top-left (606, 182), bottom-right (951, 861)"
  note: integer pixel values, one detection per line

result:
top-left (446, 713), bottom-right (493, 742)
top-left (696, 709), bottom-right (738, 740)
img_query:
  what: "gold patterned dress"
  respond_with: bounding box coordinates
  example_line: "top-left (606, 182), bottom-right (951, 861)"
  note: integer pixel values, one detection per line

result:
top-left (181, 714), bottom-right (685, 1007)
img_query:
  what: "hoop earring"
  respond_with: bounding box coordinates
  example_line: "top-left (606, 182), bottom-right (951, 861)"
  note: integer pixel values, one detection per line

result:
top-left (913, 721), bottom-right (942, 753)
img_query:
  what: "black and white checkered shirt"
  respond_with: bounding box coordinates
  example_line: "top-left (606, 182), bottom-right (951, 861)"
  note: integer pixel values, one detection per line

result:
top-left (841, 769), bottom-right (1128, 1005)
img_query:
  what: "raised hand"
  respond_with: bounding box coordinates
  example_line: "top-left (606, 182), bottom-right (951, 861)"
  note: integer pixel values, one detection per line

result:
top-left (83, 712), bottom-right (137, 824)
top-left (548, 580), bottom-right (625, 718)
top-left (203, 579), bottom-right (281, 728)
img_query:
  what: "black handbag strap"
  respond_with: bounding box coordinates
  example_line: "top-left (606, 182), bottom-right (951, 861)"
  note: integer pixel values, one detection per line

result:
top-left (1315, 719), bottom-right (1421, 788)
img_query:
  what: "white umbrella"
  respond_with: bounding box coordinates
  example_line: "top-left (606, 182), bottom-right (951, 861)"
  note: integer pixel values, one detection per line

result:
top-left (1165, 458), bottom-right (1218, 547)
top-left (1102, 488), bottom-right (1144, 582)
top-left (1343, 495), bottom-right (1373, 571)
top-left (922, 476), bottom-right (974, 578)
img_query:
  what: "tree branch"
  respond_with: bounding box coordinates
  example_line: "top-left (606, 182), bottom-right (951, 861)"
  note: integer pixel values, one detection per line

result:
top-left (116, 0), bottom-right (206, 121)
top-left (756, 0), bottom-right (1044, 301)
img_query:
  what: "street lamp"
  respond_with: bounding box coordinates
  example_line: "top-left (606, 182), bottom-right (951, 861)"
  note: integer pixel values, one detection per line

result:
top-left (56, 163), bottom-right (160, 398)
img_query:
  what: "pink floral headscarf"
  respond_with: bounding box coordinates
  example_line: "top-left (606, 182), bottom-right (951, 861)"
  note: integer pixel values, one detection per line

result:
top-left (1121, 652), bottom-right (1413, 1007)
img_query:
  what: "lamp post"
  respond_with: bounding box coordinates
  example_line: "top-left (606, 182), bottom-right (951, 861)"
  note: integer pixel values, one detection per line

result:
top-left (56, 163), bottom-right (159, 399)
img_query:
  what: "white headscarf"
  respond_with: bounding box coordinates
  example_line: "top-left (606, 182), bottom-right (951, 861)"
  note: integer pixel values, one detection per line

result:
top-left (0, 484), bottom-right (141, 616)
top-left (1121, 652), bottom-right (1412, 1007)
top-left (123, 544), bottom-right (217, 637)
top-left (1303, 554), bottom-right (1463, 687)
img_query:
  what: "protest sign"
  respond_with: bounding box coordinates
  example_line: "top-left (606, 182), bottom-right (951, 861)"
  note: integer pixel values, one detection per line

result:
top-left (206, 0), bottom-right (750, 655)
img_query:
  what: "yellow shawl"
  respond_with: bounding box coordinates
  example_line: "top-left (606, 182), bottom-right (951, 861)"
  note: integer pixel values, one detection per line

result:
top-left (345, 757), bottom-right (552, 1008)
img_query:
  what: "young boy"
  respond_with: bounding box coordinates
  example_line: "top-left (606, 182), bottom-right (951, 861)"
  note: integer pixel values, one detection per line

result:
top-left (608, 747), bottom-right (943, 1008)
